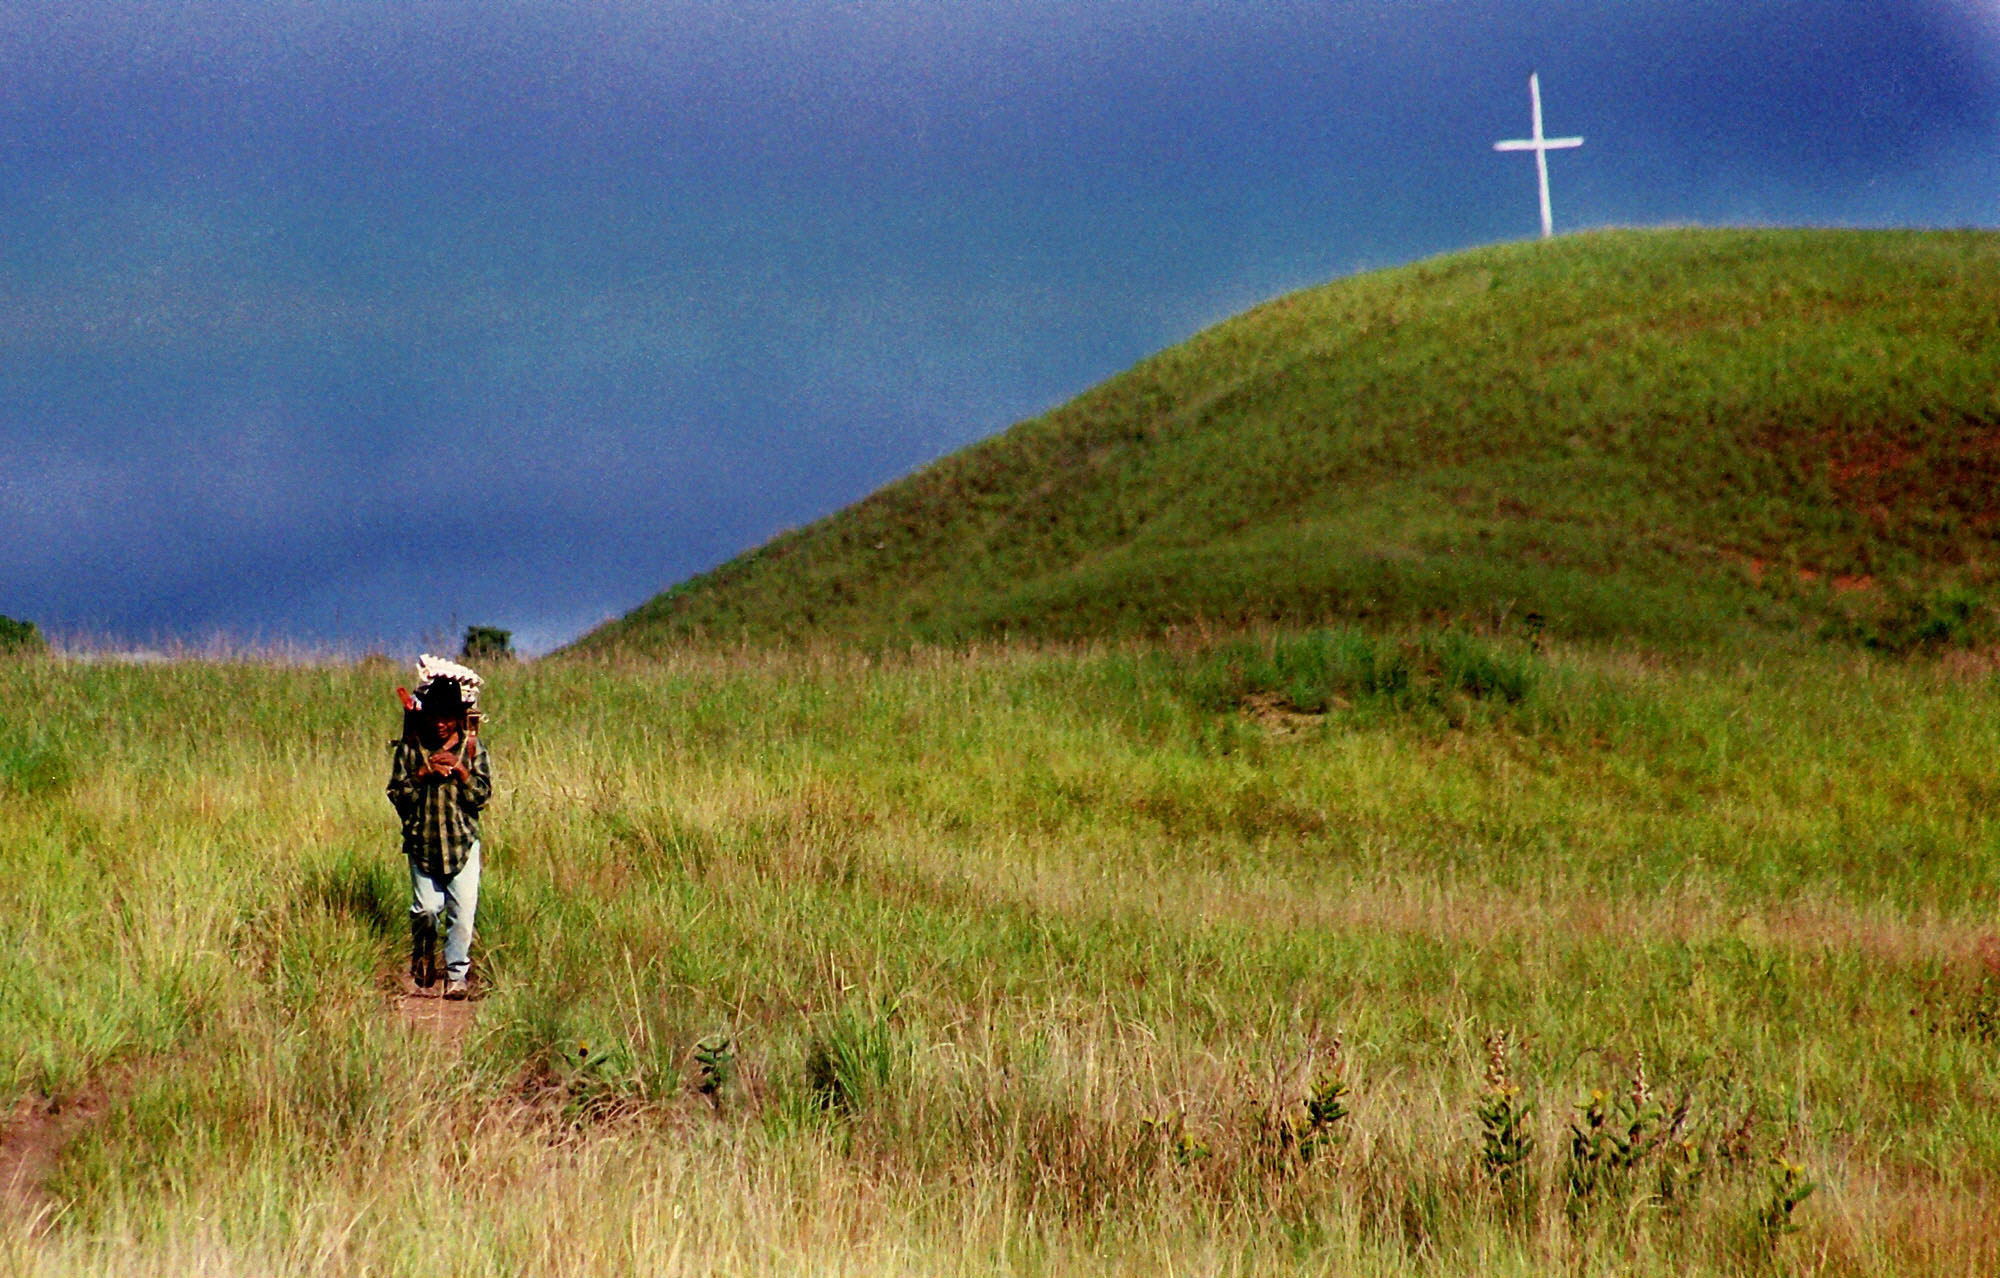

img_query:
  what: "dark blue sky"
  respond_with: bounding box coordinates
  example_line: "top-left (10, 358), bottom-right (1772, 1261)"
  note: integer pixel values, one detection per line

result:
top-left (4, 1), bottom-right (1997, 654)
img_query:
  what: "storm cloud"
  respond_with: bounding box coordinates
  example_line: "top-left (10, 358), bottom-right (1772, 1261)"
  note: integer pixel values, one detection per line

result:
top-left (4, 0), bottom-right (1996, 653)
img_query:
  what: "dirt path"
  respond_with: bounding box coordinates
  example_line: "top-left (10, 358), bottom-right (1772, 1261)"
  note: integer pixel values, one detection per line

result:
top-left (3, 975), bottom-right (477, 1235)
top-left (1, 1072), bottom-right (122, 1234)
top-left (388, 972), bottom-right (478, 1048)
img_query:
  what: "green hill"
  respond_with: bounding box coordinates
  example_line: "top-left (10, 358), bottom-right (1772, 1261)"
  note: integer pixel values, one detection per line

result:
top-left (574, 228), bottom-right (2000, 656)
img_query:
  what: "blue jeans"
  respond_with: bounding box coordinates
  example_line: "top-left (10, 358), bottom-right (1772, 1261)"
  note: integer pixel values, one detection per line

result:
top-left (410, 843), bottom-right (480, 983)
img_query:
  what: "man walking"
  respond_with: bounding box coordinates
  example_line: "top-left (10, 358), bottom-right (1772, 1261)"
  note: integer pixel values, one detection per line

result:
top-left (386, 655), bottom-right (493, 999)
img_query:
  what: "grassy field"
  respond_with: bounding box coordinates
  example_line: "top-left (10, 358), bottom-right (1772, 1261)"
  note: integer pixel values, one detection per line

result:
top-left (577, 228), bottom-right (2000, 656)
top-left (5, 634), bottom-right (1999, 1275)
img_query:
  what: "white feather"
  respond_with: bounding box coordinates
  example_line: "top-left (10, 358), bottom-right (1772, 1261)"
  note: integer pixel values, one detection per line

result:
top-left (414, 653), bottom-right (484, 705)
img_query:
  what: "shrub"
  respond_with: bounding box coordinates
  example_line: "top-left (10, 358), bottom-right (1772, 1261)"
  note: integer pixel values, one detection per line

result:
top-left (1828, 585), bottom-right (1992, 656)
top-left (461, 625), bottom-right (514, 662)
top-left (1756, 1158), bottom-right (1816, 1240)
top-left (1430, 629), bottom-right (1536, 703)
top-left (1564, 1054), bottom-right (1693, 1220)
top-left (692, 1033), bottom-right (736, 1107)
top-left (0, 613), bottom-right (46, 654)
top-left (1475, 1030), bottom-right (1536, 1213)
top-left (804, 1004), bottom-right (903, 1116)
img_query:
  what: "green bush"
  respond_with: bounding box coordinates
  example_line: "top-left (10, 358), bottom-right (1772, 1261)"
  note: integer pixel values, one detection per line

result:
top-left (1431, 629), bottom-right (1537, 703)
top-left (804, 1003), bottom-right (904, 1116)
top-left (1831, 586), bottom-right (1992, 656)
top-left (0, 613), bottom-right (46, 654)
top-left (461, 625), bottom-right (514, 662)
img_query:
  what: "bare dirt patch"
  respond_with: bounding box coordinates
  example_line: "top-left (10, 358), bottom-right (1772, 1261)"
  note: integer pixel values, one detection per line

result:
top-left (387, 970), bottom-right (478, 1048)
top-left (1937, 646), bottom-right (2000, 679)
top-left (1, 1067), bottom-right (130, 1234)
top-left (1241, 691), bottom-right (1328, 738)
top-left (1728, 552), bottom-right (1875, 593)
top-left (1763, 416), bottom-right (2000, 550)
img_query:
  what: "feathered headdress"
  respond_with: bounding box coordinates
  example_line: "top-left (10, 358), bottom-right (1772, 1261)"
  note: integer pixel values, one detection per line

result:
top-left (414, 653), bottom-right (483, 709)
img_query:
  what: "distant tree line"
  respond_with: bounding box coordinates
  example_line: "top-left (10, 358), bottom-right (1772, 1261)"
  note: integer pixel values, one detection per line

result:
top-left (0, 615), bottom-right (516, 660)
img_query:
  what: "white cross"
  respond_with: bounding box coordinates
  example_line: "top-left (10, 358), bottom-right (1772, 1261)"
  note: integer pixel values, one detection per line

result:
top-left (1493, 73), bottom-right (1583, 239)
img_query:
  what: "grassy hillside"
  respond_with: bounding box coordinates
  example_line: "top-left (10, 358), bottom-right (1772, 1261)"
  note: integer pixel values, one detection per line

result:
top-left (4, 639), bottom-right (2000, 1275)
top-left (575, 228), bottom-right (2000, 655)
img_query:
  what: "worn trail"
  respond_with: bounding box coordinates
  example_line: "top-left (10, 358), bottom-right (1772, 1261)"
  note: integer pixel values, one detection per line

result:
top-left (1, 1069), bottom-right (127, 1234)
top-left (388, 971), bottom-right (477, 1048)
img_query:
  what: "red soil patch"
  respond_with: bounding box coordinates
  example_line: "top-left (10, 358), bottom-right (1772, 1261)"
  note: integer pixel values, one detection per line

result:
top-left (1753, 417), bottom-right (2000, 560)
top-left (1797, 567), bottom-right (1875, 592)
top-left (1729, 553), bottom-right (1874, 593)
top-left (1, 1066), bottom-right (133, 1234)
top-left (388, 970), bottom-right (478, 1047)
top-left (1827, 439), bottom-right (1918, 485)
top-left (1938, 647), bottom-right (2000, 679)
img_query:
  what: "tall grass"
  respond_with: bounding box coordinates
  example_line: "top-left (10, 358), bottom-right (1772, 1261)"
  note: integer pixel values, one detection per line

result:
top-left (4, 636), bottom-right (1999, 1274)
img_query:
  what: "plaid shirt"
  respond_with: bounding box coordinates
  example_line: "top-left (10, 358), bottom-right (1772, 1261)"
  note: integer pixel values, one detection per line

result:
top-left (386, 735), bottom-right (493, 878)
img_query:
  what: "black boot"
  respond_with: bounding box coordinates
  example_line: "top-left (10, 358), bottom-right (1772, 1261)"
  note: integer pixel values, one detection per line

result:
top-left (410, 914), bottom-right (438, 989)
